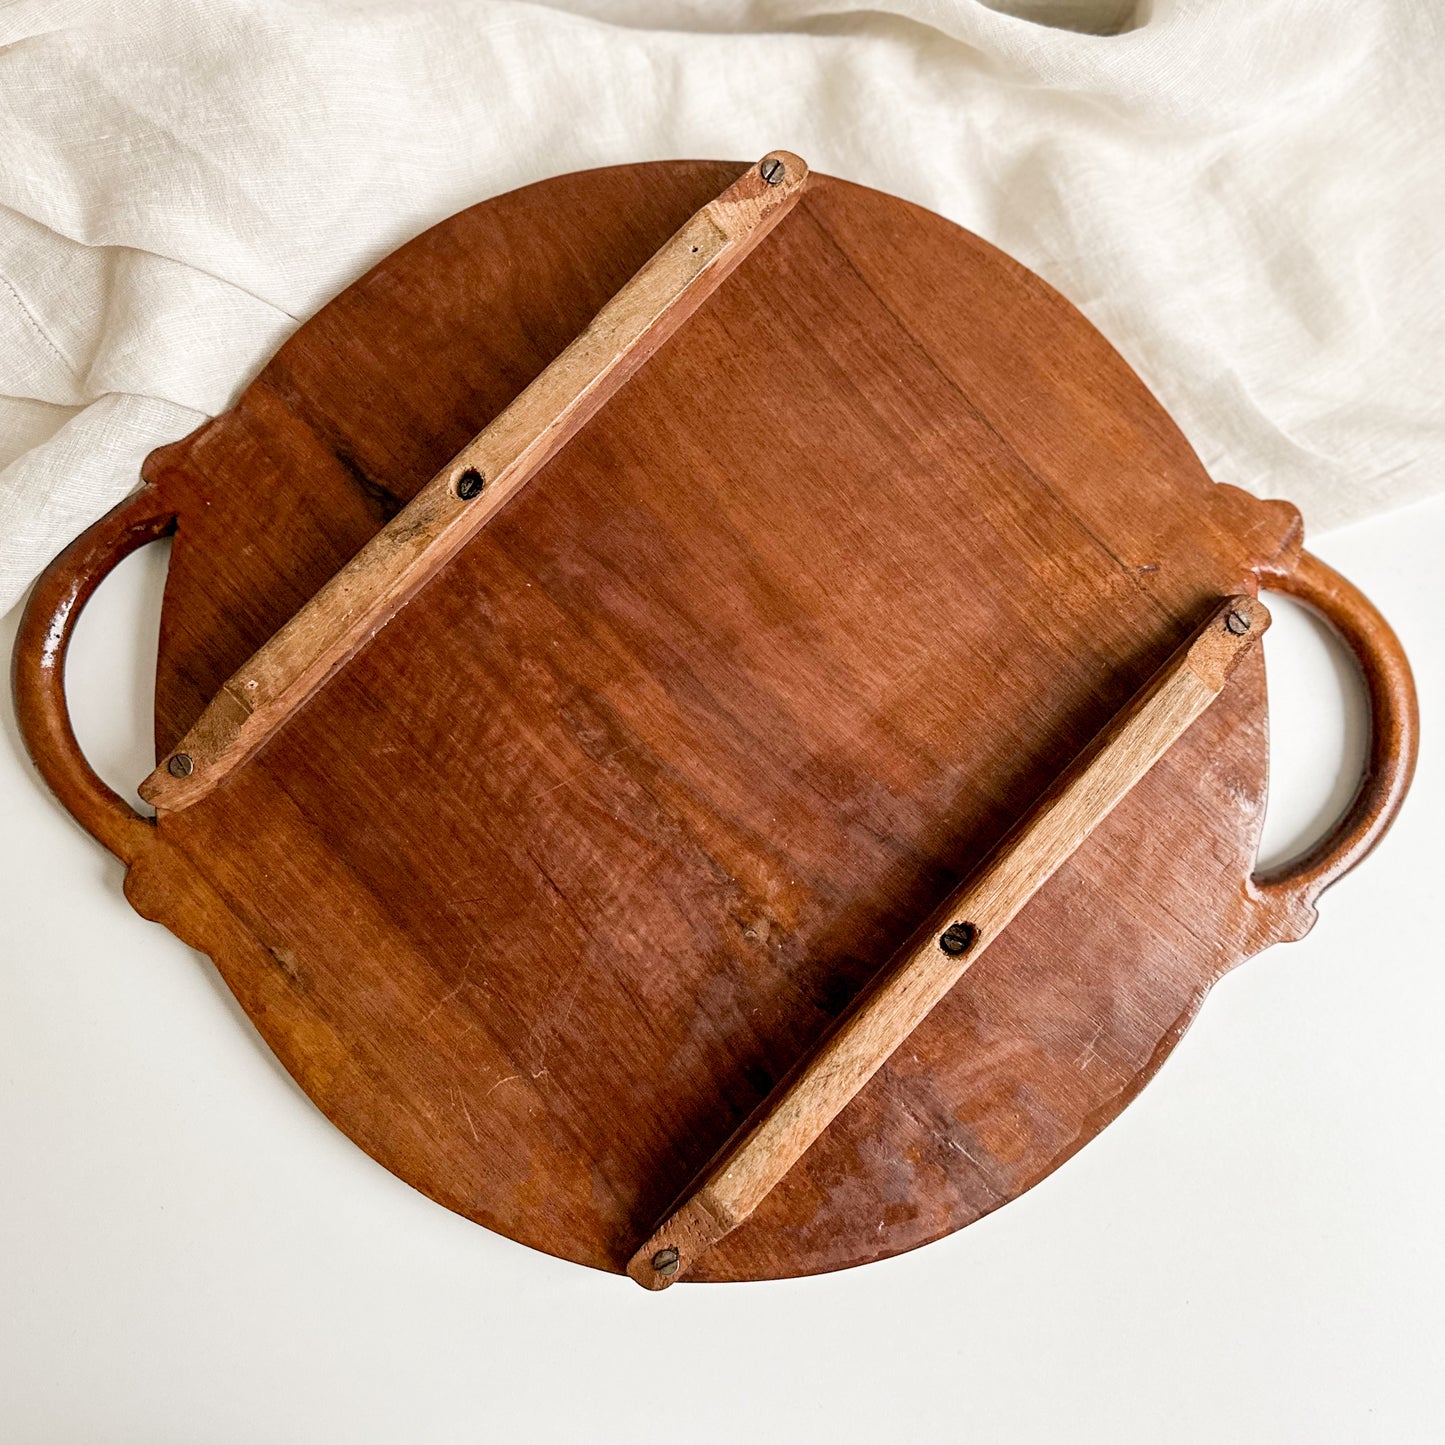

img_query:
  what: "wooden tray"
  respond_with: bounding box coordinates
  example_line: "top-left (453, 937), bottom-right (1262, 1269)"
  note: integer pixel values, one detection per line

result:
top-left (12, 157), bottom-right (1418, 1283)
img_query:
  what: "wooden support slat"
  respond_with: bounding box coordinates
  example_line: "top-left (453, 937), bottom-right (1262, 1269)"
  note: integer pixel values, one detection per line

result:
top-left (140, 151), bottom-right (809, 812)
top-left (626, 595), bottom-right (1269, 1289)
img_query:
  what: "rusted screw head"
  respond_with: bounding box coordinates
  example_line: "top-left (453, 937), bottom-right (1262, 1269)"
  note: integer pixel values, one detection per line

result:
top-left (167, 753), bottom-right (194, 778)
top-left (651, 1247), bottom-right (681, 1277)
top-left (1226, 608), bottom-right (1252, 636)
top-left (939, 921), bottom-right (977, 956)
top-left (456, 468), bottom-right (485, 500)
top-left (760, 157), bottom-right (785, 186)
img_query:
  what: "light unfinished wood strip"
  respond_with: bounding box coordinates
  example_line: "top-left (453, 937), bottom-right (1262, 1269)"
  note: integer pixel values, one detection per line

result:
top-left (627, 594), bottom-right (1269, 1289)
top-left (140, 151), bottom-right (809, 812)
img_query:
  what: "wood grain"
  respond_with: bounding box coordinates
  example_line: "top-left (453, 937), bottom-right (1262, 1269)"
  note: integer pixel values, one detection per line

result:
top-left (10, 159), bottom-right (1417, 1283)
top-left (139, 152), bottom-right (808, 811)
top-left (627, 596), bottom-right (1267, 1287)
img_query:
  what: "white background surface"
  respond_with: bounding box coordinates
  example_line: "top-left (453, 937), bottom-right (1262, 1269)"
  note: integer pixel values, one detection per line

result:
top-left (1, 492), bottom-right (1441, 1443)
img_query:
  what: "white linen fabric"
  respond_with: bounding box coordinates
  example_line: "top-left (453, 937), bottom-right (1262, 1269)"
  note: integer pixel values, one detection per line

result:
top-left (0, 0), bottom-right (1441, 616)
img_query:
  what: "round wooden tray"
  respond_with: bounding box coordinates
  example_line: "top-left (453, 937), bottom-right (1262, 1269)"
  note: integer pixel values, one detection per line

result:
top-left (13, 161), bottom-right (1417, 1281)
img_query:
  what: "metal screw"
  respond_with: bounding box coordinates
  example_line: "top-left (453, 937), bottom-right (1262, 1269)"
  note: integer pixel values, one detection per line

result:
top-left (456, 469), bottom-right (485, 500)
top-left (939, 921), bottom-right (977, 956)
top-left (651, 1247), bottom-right (681, 1277)
top-left (167, 753), bottom-right (194, 778)
top-left (760, 158), bottom-right (785, 186)
top-left (1226, 608), bottom-right (1252, 636)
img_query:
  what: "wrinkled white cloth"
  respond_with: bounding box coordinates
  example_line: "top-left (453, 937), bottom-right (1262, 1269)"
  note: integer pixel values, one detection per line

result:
top-left (1, 0), bottom-right (1442, 615)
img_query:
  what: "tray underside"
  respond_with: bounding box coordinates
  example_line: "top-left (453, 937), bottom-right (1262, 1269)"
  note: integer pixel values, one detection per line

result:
top-left (122, 162), bottom-right (1302, 1279)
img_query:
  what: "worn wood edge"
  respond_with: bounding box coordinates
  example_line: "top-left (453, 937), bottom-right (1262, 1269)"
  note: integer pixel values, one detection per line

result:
top-left (139, 150), bottom-right (809, 812)
top-left (627, 594), bottom-right (1269, 1289)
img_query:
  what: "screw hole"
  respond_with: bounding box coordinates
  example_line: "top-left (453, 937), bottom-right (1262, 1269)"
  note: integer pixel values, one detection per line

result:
top-left (456, 469), bottom-right (485, 500)
top-left (938, 921), bottom-right (976, 956)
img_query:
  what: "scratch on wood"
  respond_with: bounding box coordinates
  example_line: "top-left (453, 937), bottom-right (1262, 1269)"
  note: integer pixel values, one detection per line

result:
top-left (943, 1136), bottom-right (986, 1169)
top-left (459, 1091), bottom-right (479, 1143)
top-left (418, 947), bottom-right (478, 1025)
top-left (1076, 1021), bottom-right (1106, 1073)
top-left (530, 745), bottom-right (634, 802)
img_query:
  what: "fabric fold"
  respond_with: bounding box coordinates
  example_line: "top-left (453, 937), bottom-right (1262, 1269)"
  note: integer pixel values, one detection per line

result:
top-left (1, 0), bottom-right (1442, 615)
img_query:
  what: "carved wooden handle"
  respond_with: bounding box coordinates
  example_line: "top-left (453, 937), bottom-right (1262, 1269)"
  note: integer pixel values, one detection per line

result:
top-left (627, 595), bottom-right (1269, 1289)
top-left (1250, 549), bottom-right (1419, 942)
top-left (12, 486), bottom-right (175, 864)
top-left (139, 151), bottom-right (809, 812)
